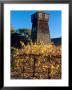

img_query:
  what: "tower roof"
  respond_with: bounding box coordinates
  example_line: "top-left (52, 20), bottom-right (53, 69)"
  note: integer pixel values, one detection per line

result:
top-left (33, 11), bottom-right (49, 15)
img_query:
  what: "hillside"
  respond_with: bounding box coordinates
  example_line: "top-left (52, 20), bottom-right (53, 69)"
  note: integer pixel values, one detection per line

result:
top-left (51, 37), bottom-right (61, 46)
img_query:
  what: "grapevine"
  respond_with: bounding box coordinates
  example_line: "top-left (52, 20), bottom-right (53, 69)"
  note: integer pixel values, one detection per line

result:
top-left (11, 41), bottom-right (61, 79)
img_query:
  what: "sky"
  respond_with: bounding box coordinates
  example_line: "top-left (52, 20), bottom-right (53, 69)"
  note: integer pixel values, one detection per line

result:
top-left (11, 10), bottom-right (61, 39)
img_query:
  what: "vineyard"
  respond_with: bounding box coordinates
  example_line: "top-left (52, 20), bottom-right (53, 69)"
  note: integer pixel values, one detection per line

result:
top-left (11, 41), bottom-right (61, 79)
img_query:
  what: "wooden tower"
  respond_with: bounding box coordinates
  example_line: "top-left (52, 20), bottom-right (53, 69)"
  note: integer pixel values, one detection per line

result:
top-left (31, 11), bottom-right (51, 44)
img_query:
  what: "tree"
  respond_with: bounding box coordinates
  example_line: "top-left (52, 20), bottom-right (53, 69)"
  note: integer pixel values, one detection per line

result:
top-left (11, 24), bottom-right (14, 33)
top-left (17, 28), bottom-right (31, 36)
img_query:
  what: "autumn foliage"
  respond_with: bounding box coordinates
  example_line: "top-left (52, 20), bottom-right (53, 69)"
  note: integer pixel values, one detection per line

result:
top-left (11, 41), bottom-right (61, 79)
